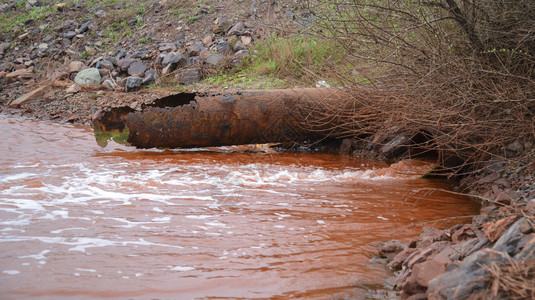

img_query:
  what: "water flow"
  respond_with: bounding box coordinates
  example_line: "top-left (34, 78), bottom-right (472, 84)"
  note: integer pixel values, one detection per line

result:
top-left (0, 115), bottom-right (479, 299)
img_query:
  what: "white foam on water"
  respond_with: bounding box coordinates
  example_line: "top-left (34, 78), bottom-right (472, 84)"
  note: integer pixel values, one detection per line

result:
top-left (18, 249), bottom-right (50, 260)
top-left (76, 268), bottom-right (97, 273)
top-left (3, 270), bottom-right (20, 275)
top-left (168, 266), bottom-right (195, 271)
top-left (186, 215), bottom-right (213, 219)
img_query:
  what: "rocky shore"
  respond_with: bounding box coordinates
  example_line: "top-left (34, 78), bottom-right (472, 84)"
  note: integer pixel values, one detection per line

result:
top-left (1, 1), bottom-right (534, 299)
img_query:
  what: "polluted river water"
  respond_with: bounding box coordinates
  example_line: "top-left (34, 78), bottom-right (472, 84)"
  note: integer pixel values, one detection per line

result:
top-left (0, 114), bottom-right (480, 299)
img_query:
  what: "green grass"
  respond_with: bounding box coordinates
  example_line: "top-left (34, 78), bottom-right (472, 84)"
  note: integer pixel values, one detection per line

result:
top-left (239, 34), bottom-right (346, 85)
top-left (0, 5), bottom-right (57, 34)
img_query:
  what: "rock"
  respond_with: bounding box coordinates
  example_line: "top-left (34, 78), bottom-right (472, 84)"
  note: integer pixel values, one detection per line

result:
top-left (78, 20), bottom-right (91, 34)
top-left (378, 240), bottom-right (407, 261)
top-left (142, 70), bottom-right (156, 85)
top-left (451, 224), bottom-right (477, 244)
top-left (98, 59), bottom-right (114, 71)
top-left (202, 35), bottom-right (213, 46)
top-left (85, 47), bottom-right (97, 56)
top-left (176, 68), bottom-right (201, 84)
top-left (69, 61), bottom-right (86, 73)
top-left (187, 43), bottom-right (203, 57)
top-left (8, 85), bottom-right (50, 108)
top-left (127, 60), bottom-right (146, 76)
top-left (162, 52), bottom-right (186, 68)
top-left (18, 32), bottom-right (29, 40)
top-left (516, 234), bottom-right (535, 260)
top-left (56, 2), bottom-right (66, 10)
top-left (525, 199), bottom-right (535, 212)
top-left (401, 276), bottom-right (426, 297)
top-left (493, 217), bottom-right (528, 256)
top-left (519, 220), bottom-right (534, 234)
top-left (427, 249), bottom-right (509, 299)
top-left (506, 140), bottom-right (524, 152)
top-left (213, 17), bottom-right (231, 34)
top-left (159, 43), bottom-right (176, 52)
top-left (227, 21), bottom-right (246, 36)
top-left (63, 31), bottom-right (76, 39)
top-left (74, 68), bottom-right (101, 85)
top-left (482, 215), bottom-right (518, 242)
top-left (161, 64), bottom-right (173, 76)
top-left (206, 53), bottom-right (223, 66)
top-left (339, 138), bottom-right (352, 154)
top-left (6, 68), bottom-right (34, 84)
top-left (216, 40), bottom-right (232, 55)
top-left (101, 79), bottom-right (116, 91)
top-left (38, 43), bottom-right (48, 50)
top-left (412, 257), bottom-right (450, 287)
top-left (388, 248), bottom-right (418, 270)
top-left (0, 42), bottom-right (10, 55)
top-left (418, 227), bottom-right (448, 248)
top-left (66, 83), bottom-right (81, 94)
top-left (233, 41), bottom-right (247, 52)
top-left (241, 35), bottom-right (252, 45)
top-left (125, 76), bottom-right (142, 92)
top-left (381, 135), bottom-right (409, 158)
top-left (117, 59), bottom-right (134, 72)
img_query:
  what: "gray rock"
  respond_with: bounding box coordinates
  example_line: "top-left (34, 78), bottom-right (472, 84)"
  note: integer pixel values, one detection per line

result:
top-left (206, 54), bottom-right (223, 66)
top-left (125, 76), bottom-right (142, 92)
top-left (227, 21), bottom-right (246, 36)
top-left (101, 79), bottom-right (116, 91)
top-left (127, 60), bottom-right (146, 76)
top-left (187, 43), bottom-right (203, 57)
top-left (63, 31), bottom-right (76, 39)
top-left (98, 59), bottom-right (114, 71)
top-left (212, 17), bottom-right (230, 34)
top-left (78, 20), bottom-right (91, 34)
top-left (74, 68), bottom-right (101, 85)
top-left (117, 59), bottom-right (134, 72)
top-left (427, 249), bottom-right (509, 299)
top-left (162, 52), bottom-right (186, 67)
top-left (493, 217), bottom-right (527, 256)
top-left (42, 34), bottom-right (53, 42)
top-left (176, 68), bottom-right (201, 84)
top-left (381, 135), bottom-right (409, 158)
top-left (159, 43), bottom-right (176, 52)
top-left (0, 42), bottom-right (10, 55)
top-left (216, 40), bottom-right (232, 55)
top-left (142, 70), bottom-right (156, 85)
top-left (233, 41), bottom-right (247, 52)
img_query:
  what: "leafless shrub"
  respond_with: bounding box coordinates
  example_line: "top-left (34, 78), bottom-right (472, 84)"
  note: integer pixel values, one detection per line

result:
top-left (293, 0), bottom-right (535, 174)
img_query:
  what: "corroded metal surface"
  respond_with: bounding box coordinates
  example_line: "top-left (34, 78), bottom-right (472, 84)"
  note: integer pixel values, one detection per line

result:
top-left (93, 88), bottom-right (343, 148)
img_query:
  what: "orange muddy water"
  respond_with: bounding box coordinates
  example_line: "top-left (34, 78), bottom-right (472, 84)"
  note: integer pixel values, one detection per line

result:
top-left (0, 115), bottom-right (479, 299)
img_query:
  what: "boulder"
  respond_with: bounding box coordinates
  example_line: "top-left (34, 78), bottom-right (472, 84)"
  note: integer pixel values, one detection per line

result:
top-left (427, 249), bottom-right (509, 299)
top-left (162, 52), bottom-right (186, 68)
top-left (117, 59), bottom-right (134, 72)
top-left (206, 53), bottom-right (223, 66)
top-left (412, 257), bottom-right (450, 287)
top-left (378, 240), bottom-right (407, 261)
top-left (74, 68), bottom-right (101, 85)
top-left (212, 17), bottom-right (231, 34)
top-left (176, 68), bottom-right (201, 84)
top-left (125, 76), bottom-right (142, 92)
top-left (142, 70), bottom-right (156, 85)
top-left (127, 60), bottom-right (146, 76)
top-left (227, 21), bottom-right (246, 36)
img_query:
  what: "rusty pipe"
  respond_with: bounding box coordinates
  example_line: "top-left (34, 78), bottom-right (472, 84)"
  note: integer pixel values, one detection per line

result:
top-left (93, 88), bottom-right (344, 149)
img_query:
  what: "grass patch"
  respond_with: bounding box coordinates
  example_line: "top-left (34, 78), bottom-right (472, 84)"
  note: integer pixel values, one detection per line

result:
top-left (0, 5), bottom-right (57, 34)
top-left (241, 34), bottom-right (345, 85)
